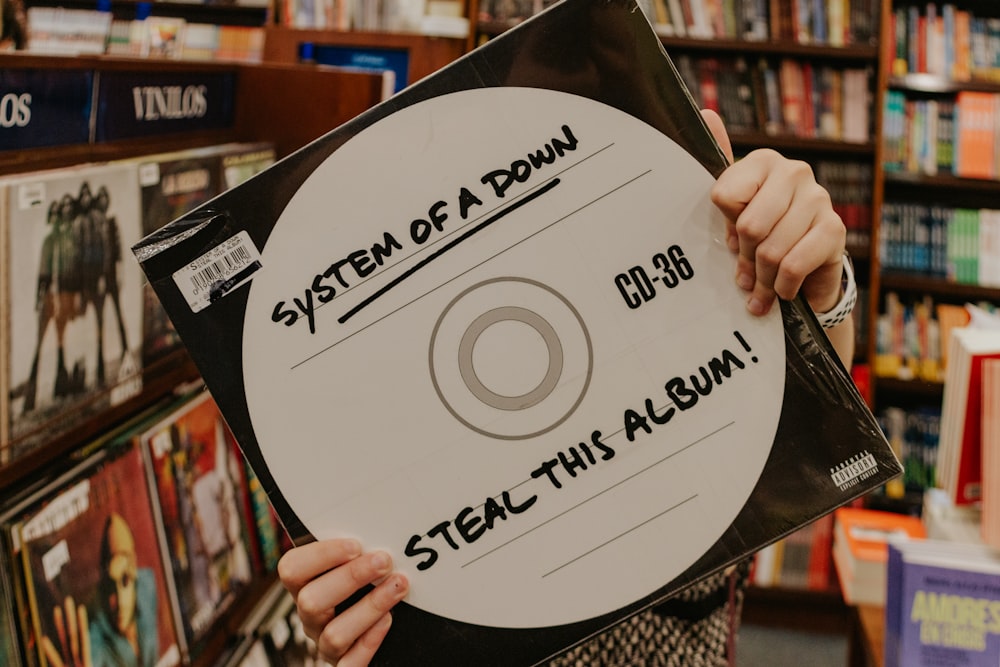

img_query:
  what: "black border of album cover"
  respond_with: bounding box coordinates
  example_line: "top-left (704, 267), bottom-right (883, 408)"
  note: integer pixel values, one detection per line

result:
top-left (134, 0), bottom-right (902, 663)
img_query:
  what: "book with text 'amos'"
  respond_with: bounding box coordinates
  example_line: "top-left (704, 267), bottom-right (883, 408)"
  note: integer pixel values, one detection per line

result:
top-left (132, 0), bottom-right (901, 663)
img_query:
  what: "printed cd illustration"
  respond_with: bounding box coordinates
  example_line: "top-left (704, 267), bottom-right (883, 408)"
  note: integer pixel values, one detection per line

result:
top-left (429, 277), bottom-right (593, 440)
top-left (241, 86), bottom-right (787, 628)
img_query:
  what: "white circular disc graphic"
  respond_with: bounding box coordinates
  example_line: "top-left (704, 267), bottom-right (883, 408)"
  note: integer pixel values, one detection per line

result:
top-left (242, 87), bottom-right (786, 628)
top-left (429, 277), bottom-right (593, 440)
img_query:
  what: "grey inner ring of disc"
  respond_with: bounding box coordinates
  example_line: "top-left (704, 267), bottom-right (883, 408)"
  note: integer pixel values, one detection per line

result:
top-left (457, 306), bottom-right (563, 411)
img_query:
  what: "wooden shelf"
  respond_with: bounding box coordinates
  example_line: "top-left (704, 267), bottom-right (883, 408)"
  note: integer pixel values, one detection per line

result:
top-left (880, 271), bottom-right (1000, 300)
top-left (730, 133), bottom-right (875, 155)
top-left (873, 376), bottom-right (944, 400)
top-left (0, 349), bottom-right (201, 492)
top-left (743, 585), bottom-right (852, 635)
top-left (888, 73), bottom-right (1000, 94)
top-left (658, 35), bottom-right (879, 60)
top-left (883, 170), bottom-right (1000, 194)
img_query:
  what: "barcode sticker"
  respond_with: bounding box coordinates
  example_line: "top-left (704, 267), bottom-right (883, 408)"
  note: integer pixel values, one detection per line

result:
top-left (173, 230), bottom-right (262, 313)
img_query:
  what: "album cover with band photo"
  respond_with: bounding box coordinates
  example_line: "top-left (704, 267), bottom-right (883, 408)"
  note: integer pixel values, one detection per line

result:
top-left (133, 0), bottom-right (902, 663)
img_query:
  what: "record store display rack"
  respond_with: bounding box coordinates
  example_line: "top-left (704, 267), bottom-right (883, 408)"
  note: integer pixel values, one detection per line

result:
top-left (3, 0), bottom-right (1000, 663)
top-left (0, 53), bottom-right (388, 667)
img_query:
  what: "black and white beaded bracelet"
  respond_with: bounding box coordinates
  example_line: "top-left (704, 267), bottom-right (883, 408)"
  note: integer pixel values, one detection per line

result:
top-left (815, 252), bottom-right (857, 330)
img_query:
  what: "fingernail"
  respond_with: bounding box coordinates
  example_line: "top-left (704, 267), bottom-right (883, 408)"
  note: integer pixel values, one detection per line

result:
top-left (747, 297), bottom-right (767, 316)
top-left (736, 272), bottom-right (753, 291)
top-left (389, 574), bottom-right (408, 599)
top-left (371, 551), bottom-right (391, 573)
top-left (343, 539), bottom-right (362, 558)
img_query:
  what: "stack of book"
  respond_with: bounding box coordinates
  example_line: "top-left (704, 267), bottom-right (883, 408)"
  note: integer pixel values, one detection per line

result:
top-left (832, 506), bottom-right (927, 606)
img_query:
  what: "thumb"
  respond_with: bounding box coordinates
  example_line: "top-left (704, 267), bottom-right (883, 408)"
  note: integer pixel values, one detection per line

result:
top-left (699, 109), bottom-right (734, 164)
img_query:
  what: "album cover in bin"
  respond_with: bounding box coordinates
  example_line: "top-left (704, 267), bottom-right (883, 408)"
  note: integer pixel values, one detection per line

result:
top-left (2, 161), bottom-right (145, 460)
top-left (13, 441), bottom-right (182, 667)
top-left (133, 0), bottom-right (902, 663)
top-left (138, 391), bottom-right (256, 659)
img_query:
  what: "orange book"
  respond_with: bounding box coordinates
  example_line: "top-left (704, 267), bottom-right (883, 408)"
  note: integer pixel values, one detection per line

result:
top-left (833, 507), bottom-right (927, 605)
top-left (956, 91), bottom-right (997, 179)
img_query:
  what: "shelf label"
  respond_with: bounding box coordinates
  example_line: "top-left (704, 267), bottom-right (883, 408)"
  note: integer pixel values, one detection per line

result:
top-left (0, 69), bottom-right (93, 151)
top-left (94, 70), bottom-right (236, 142)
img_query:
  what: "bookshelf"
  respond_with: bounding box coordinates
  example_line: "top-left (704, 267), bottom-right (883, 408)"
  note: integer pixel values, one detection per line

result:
top-left (870, 1), bottom-right (1000, 512)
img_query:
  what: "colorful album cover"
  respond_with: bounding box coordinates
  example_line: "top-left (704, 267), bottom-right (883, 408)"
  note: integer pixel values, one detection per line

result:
top-left (136, 149), bottom-right (224, 365)
top-left (134, 0), bottom-right (902, 663)
top-left (3, 162), bottom-right (144, 457)
top-left (241, 457), bottom-right (282, 573)
top-left (139, 391), bottom-right (255, 656)
top-left (219, 143), bottom-right (276, 191)
top-left (0, 548), bottom-right (24, 667)
top-left (15, 442), bottom-right (181, 667)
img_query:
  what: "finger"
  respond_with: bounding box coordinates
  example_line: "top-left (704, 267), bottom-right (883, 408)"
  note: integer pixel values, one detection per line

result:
top-left (278, 539), bottom-right (363, 597)
top-left (699, 109), bottom-right (734, 164)
top-left (744, 191), bottom-right (818, 314)
top-left (316, 573), bottom-right (408, 666)
top-left (333, 612), bottom-right (393, 667)
top-left (748, 205), bottom-right (846, 316)
top-left (295, 550), bottom-right (395, 641)
top-left (41, 636), bottom-right (67, 667)
top-left (65, 597), bottom-right (79, 667)
top-left (711, 149), bottom-right (780, 256)
top-left (78, 604), bottom-right (92, 667)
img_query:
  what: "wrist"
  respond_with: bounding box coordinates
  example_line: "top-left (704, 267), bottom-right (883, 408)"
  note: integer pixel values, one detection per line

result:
top-left (814, 253), bottom-right (856, 330)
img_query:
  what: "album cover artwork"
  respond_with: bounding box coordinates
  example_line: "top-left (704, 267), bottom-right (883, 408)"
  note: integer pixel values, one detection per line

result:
top-left (133, 0), bottom-right (902, 663)
top-left (13, 442), bottom-right (181, 667)
top-left (219, 143), bottom-right (276, 191)
top-left (0, 542), bottom-right (24, 667)
top-left (135, 148), bottom-right (225, 365)
top-left (2, 162), bottom-right (145, 460)
top-left (139, 391), bottom-right (255, 658)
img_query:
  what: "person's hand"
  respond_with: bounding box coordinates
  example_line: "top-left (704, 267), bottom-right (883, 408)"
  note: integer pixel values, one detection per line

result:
top-left (40, 596), bottom-right (92, 667)
top-left (700, 109), bottom-right (847, 319)
top-left (278, 539), bottom-right (409, 666)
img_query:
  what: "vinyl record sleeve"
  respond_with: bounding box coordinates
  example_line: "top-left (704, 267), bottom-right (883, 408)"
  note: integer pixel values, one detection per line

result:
top-left (2, 162), bottom-right (145, 460)
top-left (135, 147), bottom-right (225, 365)
top-left (138, 391), bottom-right (256, 660)
top-left (13, 441), bottom-right (182, 667)
top-left (134, 0), bottom-right (901, 663)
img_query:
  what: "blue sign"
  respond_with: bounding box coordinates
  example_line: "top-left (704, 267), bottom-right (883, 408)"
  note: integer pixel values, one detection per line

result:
top-left (0, 69), bottom-right (93, 151)
top-left (313, 45), bottom-right (409, 94)
top-left (95, 70), bottom-right (236, 142)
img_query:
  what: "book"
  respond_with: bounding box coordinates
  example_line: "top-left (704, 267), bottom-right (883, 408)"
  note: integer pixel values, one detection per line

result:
top-left (937, 327), bottom-right (1000, 506)
top-left (1, 162), bottom-right (145, 463)
top-left (139, 391), bottom-right (257, 660)
top-left (955, 91), bottom-right (997, 180)
top-left (13, 440), bottom-right (182, 667)
top-left (982, 358), bottom-right (1000, 549)
top-left (885, 538), bottom-right (1000, 667)
top-left (832, 506), bottom-right (927, 606)
top-left (132, 0), bottom-right (902, 663)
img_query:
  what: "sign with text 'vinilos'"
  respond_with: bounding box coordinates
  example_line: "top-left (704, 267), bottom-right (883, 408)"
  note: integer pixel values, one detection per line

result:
top-left (94, 70), bottom-right (236, 142)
